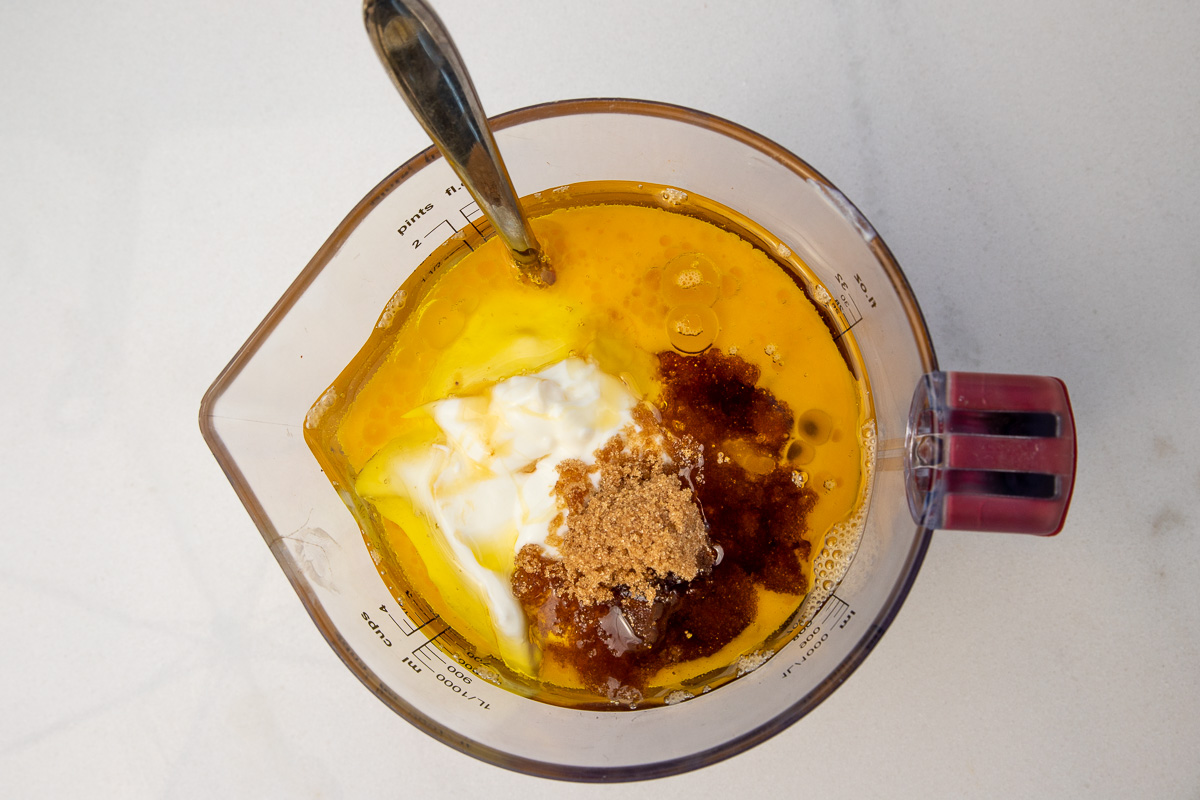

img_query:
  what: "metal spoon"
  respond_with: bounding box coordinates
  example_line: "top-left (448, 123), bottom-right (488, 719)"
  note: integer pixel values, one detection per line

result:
top-left (363, 0), bottom-right (555, 286)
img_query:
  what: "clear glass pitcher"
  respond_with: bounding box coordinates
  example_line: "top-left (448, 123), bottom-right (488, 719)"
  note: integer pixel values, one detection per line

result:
top-left (200, 99), bottom-right (1075, 780)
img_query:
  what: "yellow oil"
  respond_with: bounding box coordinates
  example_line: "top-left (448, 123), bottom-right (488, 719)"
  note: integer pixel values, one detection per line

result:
top-left (305, 182), bottom-right (874, 707)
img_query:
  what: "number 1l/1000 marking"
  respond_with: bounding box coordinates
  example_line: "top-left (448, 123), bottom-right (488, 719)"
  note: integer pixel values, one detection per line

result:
top-left (781, 626), bottom-right (828, 677)
top-left (781, 600), bottom-right (856, 677)
top-left (433, 670), bottom-right (490, 710)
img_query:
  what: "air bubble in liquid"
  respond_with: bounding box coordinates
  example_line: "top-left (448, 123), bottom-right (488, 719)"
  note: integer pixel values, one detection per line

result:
top-left (660, 187), bottom-right (688, 205)
top-left (798, 409), bottom-right (834, 444)
top-left (662, 253), bottom-right (720, 306)
top-left (377, 288), bottom-right (408, 329)
top-left (305, 388), bottom-right (338, 429)
top-left (787, 439), bottom-right (815, 465)
top-left (666, 304), bottom-right (719, 353)
top-left (736, 651), bottom-right (769, 676)
top-left (612, 684), bottom-right (643, 707)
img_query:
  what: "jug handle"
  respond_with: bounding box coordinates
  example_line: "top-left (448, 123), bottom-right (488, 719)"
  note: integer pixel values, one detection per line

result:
top-left (904, 372), bottom-right (1077, 535)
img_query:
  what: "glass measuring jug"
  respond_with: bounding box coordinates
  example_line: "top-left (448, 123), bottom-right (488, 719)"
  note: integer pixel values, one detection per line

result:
top-left (200, 99), bottom-right (1076, 780)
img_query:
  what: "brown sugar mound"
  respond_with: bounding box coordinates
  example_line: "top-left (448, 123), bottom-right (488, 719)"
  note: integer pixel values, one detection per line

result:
top-left (551, 407), bottom-right (712, 606)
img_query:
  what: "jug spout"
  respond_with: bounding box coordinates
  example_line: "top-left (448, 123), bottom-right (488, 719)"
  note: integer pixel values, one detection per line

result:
top-left (904, 372), bottom-right (1077, 535)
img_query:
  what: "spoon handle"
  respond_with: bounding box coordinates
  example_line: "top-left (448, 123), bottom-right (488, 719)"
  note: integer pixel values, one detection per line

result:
top-left (364, 0), bottom-right (553, 285)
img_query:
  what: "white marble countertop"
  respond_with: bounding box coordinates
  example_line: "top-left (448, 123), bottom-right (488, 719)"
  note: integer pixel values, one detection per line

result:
top-left (3, 1), bottom-right (1198, 797)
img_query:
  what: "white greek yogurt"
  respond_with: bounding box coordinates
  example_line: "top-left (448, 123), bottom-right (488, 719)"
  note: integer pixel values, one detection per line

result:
top-left (357, 358), bottom-right (639, 667)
